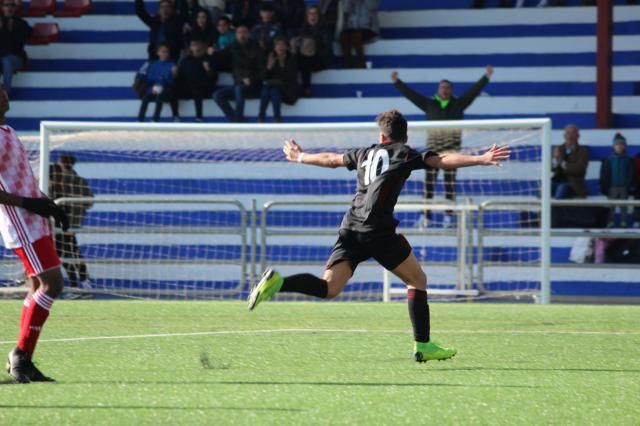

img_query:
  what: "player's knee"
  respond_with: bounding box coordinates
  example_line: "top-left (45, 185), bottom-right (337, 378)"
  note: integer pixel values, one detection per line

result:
top-left (37, 268), bottom-right (65, 299)
top-left (408, 270), bottom-right (427, 291)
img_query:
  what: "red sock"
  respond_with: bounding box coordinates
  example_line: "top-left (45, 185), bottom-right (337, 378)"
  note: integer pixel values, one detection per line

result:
top-left (19, 294), bottom-right (32, 331)
top-left (17, 290), bottom-right (53, 358)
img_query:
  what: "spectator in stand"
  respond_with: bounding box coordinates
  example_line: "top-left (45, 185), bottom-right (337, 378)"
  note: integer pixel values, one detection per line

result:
top-left (0, 0), bottom-right (32, 94)
top-left (213, 25), bottom-right (263, 122)
top-left (136, 0), bottom-right (187, 61)
top-left (293, 5), bottom-right (333, 98)
top-left (177, 38), bottom-right (218, 122)
top-left (185, 9), bottom-right (217, 50)
top-left (137, 44), bottom-right (180, 122)
top-left (252, 3), bottom-right (283, 52)
top-left (337, 0), bottom-right (380, 69)
top-left (200, 0), bottom-right (227, 24)
top-left (50, 155), bottom-right (94, 290)
top-left (273, 0), bottom-right (305, 36)
top-left (391, 66), bottom-right (493, 226)
top-left (258, 36), bottom-right (299, 123)
top-left (211, 15), bottom-right (236, 72)
top-left (230, 0), bottom-right (260, 27)
top-left (599, 133), bottom-right (636, 228)
top-left (183, 0), bottom-right (207, 24)
top-left (551, 124), bottom-right (589, 200)
top-left (318, 0), bottom-right (340, 39)
top-left (216, 15), bottom-right (236, 50)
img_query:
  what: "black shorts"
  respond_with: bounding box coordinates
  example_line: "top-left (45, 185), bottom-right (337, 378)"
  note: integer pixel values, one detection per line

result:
top-left (326, 229), bottom-right (412, 272)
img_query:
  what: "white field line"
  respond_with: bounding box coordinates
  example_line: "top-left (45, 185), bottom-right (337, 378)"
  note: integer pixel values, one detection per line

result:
top-left (0, 327), bottom-right (638, 345)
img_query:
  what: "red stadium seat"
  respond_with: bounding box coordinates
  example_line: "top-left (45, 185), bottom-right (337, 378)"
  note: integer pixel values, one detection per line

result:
top-left (25, 0), bottom-right (55, 17)
top-left (27, 23), bottom-right (60, 45)
top-left (54, 0), bottom-right (91, 17)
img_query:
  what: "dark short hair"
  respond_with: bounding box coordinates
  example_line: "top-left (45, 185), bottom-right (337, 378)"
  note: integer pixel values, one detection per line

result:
top-left (58, 153), bottom-right (76, 168)
top-left (376, 109), bottom-right (408, 143)
top-left (217, 15), bottom-right (231, 24)
top-left (439, 79), bottom-right (452, 86)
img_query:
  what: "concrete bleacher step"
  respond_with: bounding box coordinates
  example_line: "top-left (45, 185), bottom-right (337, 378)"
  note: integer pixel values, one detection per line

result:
top-left (12, 66), bottom-right (640, 101)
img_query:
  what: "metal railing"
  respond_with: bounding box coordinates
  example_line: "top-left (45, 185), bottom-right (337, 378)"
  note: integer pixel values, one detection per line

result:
top-left (3, 196), bottom-right (639, 300)
top-left (54, 196), bottom-right (249, 297)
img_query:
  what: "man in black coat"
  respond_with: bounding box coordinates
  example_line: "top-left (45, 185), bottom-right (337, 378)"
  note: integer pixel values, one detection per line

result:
top-left (391, 65), bottom-right (493, 225)
top-left (135, 0), bottom-right (187, 61)
top-left (0, 0), bottom-right (32, 94)
top-left (177, 38), bottom-right (218, 122)
top-left (213, 25), bottom-right (263, 122)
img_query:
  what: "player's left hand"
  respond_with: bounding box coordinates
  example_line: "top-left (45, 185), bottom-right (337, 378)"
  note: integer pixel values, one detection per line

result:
top-left (283, 139), bottom-right (303, 162)
top-left (481, 144), bottom-right (510, 167)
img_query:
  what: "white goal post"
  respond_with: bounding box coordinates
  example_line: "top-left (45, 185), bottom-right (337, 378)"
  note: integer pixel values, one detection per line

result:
top-left (22, 119), bottom-right (552, 301)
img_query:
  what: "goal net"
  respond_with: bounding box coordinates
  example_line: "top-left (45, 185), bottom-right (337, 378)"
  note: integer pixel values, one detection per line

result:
top-left (0, 119), bottom-right (551, 301)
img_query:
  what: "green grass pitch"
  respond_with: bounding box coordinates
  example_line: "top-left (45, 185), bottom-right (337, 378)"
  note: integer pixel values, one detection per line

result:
top-left (0, 301), bottom-right (639, 425)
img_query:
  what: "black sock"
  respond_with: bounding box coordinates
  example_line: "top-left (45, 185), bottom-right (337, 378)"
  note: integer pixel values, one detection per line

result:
top-left (280, 274), bottom-right (328, 299)
top-left (408, 288), bottom-right (430, 342)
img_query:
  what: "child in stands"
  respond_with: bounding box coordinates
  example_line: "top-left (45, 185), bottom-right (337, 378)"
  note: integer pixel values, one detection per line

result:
top-left (599, 133), bottom-right (636, 228)
top-left (137, 44), bottom-right (179, 122)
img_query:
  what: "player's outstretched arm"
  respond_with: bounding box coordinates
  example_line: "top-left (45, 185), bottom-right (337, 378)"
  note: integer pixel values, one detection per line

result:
top-left (283, 139), bottom-right (345, 168)
top-left (426, 144), bottom-right (511, 170)
top-left (0, 190), bottom-right (70, 231)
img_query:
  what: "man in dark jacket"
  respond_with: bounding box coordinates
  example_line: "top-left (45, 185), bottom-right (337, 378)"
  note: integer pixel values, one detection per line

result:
top-left (391, 65), bottom-right (493, 225)
top-left (177, 38), bottom-right (218, 122)
top-left (0, 0), bottom-right (32, 94)
top-left (552, 124), bottom-right (589, 199)
top-left (135, 0), bottom-right (187, 61)
top-left (273, 0), bottom-right (306, 36)
top-left (50, 155), bottom-right (94, 289)
top-left (213, 25), bottom-right (263, 122)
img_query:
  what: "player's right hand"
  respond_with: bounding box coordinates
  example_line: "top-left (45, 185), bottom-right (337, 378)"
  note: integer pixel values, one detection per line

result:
top-left (390, 71), bottom-right (399, 82)
top-left (283, 139), bottom-right (303, 162)
top-left (22, 197), bottom-right (70, 231)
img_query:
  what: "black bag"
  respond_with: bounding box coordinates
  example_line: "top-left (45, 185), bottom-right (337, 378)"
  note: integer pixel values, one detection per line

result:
top-left (605, 239), bottom-right (640, 263)
top-left (551, 206), bottom-right (608, 228)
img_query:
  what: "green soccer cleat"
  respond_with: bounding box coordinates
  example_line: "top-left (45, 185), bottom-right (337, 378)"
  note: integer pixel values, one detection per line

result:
top-left (247, 268), bottom-right (284, 311)
top-left (414, 341), bottom-right (457, 363)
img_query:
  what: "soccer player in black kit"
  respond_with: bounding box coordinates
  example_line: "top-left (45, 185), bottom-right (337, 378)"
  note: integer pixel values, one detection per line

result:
top-left (248, 109), bottom-right (510, 362)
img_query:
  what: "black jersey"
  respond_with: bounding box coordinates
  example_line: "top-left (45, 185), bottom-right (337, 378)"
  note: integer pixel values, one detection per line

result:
top-left (341, 142), bottom-right (437, 232)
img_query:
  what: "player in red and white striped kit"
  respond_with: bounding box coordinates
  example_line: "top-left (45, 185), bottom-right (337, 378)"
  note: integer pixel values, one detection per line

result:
top-left (0, 85), bottom-right (69, 383)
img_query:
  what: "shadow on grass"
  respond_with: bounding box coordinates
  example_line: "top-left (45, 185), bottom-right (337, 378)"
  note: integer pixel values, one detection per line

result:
top-left (0, 404), bottom-right (303, 412)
